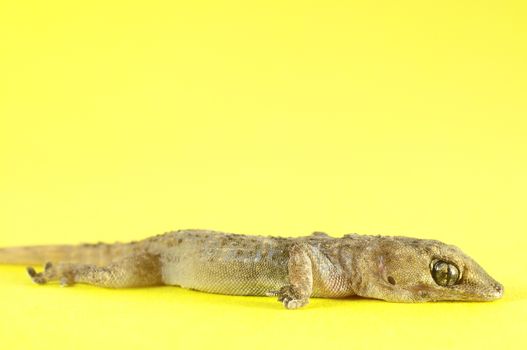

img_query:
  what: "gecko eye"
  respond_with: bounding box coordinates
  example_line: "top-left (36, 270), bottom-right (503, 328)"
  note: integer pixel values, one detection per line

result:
top-left (431, 260), bottom-right (460, 286)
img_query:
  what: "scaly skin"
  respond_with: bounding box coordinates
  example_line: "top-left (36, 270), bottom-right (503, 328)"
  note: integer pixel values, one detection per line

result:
top-left (0, 229), bottom-right (503, 309)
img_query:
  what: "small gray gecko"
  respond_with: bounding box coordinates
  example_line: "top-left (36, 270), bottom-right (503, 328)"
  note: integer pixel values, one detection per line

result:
top-left (0, 229), bottom-right (503, 309)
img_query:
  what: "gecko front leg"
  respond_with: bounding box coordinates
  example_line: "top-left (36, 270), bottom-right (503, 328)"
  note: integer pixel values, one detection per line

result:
top-left (268, 243), bottom-right (313, 309)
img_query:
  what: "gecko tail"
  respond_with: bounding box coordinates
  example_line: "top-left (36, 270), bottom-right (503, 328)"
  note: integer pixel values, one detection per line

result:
top-left (0, 242), bottom-right (141, 266)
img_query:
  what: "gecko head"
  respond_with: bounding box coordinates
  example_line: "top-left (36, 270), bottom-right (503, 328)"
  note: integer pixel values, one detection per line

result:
top-left (351, 236), bottom-right (503, 302)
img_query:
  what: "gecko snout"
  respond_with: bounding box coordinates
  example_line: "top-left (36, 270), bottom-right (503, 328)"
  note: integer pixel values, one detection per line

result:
top-left (477, 281), bottom-right (504, 300)
top-left (492, 282), bottom-right (504, 299)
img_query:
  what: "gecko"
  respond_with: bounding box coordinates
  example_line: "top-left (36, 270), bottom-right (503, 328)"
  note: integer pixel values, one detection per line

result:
top-left (0, 229), bottom-right (503, 309)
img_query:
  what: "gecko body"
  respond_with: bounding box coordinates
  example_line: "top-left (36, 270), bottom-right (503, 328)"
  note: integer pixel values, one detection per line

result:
top-left (0, 229), bottom-right (503, 309)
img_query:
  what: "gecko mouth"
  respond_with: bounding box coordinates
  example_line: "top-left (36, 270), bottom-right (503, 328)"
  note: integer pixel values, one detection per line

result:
top-left (469, 281), bottom-right (504, 301)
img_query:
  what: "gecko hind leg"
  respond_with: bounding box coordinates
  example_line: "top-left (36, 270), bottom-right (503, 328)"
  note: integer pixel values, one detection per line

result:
top-left (27, 253), bottom-right (163, 288)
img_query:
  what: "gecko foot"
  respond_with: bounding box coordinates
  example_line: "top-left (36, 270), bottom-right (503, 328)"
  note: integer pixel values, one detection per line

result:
top-left (266, 285), bottom-right (309, 309)
top-left (26, 262), bottom-right (75, 286)
top-left (27, 266), bottom-right (47, 284)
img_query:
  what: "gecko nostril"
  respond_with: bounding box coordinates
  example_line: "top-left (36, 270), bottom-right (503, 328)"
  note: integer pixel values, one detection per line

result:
top-left (492, 283), bottom-right (504, 296)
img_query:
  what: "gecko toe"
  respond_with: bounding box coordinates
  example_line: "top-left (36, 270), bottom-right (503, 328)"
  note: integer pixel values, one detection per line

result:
top-left (283, 298), bottom-right (308, 309)
top-left (265, 290), bottom-right (280, 297)
top-left (27, 267), bottom-right (37, 277)
top-left (59, 276), bottom-right (74, 287)
top-left (270, 285), bottom-right (309, 309)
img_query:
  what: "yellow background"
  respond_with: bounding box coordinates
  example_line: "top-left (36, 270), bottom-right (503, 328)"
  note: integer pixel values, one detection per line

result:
top-left (1, 1), bottom-right (526, 349)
